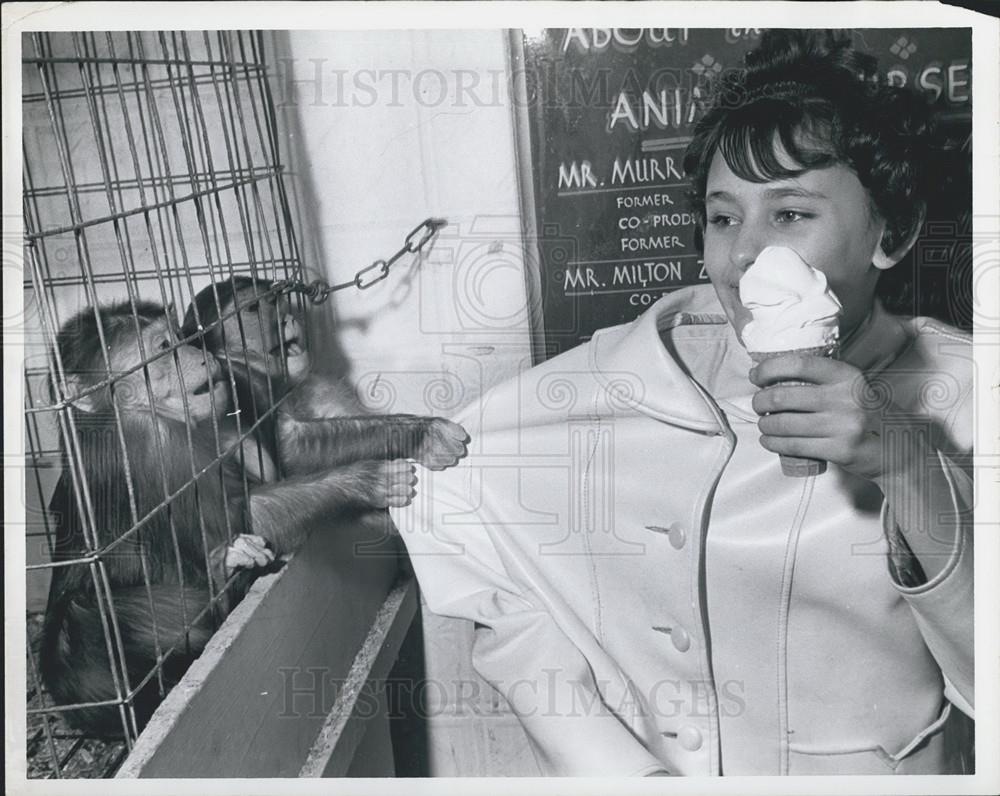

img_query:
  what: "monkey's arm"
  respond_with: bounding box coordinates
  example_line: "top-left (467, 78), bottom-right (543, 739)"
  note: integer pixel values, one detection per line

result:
top-left (246, 459), bottom-right (416, 556)
top-left (278, 414), bottom-right (468, 476)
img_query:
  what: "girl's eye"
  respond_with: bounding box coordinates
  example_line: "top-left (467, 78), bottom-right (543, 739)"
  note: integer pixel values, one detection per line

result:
top-left (775, 210), bottom-right (811, 223)
top-left (708, 214), bottom-right (737, 227)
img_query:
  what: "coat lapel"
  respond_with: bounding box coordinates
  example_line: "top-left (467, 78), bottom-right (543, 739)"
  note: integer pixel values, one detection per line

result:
top-left (588, 286), bottom-right (730, 434)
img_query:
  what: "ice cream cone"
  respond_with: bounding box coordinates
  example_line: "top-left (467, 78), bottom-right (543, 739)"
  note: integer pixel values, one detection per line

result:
top-left (739, 246), bottom-right (843, 477)
top-left (750, 343), bottom-right (840, 477)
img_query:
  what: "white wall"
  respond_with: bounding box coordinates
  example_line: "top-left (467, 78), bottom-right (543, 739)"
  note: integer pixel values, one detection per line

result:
top-left (273, 30), bottom-right (538, 776)
top-left (275, 30), bottom-right (534, 415)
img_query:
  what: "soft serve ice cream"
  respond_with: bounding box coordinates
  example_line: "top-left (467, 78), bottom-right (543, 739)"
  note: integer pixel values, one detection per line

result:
top-left (739, 246), bottom-right (842, 354)
top-left (739, 246), bottom-right (842, 477)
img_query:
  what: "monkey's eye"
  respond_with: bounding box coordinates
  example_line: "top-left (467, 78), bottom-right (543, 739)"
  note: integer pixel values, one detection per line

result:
top-left (157, 338), bottom-right (171, 351)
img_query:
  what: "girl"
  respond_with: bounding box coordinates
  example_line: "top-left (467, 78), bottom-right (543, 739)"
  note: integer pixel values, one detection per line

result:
top-left (392, 29), bottom-right (973, 775)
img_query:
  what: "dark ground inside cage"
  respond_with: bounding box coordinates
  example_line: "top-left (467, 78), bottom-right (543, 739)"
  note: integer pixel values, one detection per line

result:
top-left (26, 612), bottom-right (129, 778)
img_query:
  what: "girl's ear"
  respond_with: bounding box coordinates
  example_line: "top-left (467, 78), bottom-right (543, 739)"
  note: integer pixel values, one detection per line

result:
top-left (873, 206), bottom-right (926, 271)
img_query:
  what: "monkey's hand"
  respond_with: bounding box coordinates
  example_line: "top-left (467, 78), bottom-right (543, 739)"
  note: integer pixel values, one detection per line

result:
top-left (223, 534), bottom-right (276, 573)
top-left (247, 461), bottom-right (418, 556)
top-left (414, 418), bottom-right (470, 471)
top-left (361, 459), bottom-right (418, 508)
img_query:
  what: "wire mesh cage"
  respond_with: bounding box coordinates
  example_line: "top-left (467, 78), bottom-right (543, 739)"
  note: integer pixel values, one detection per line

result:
top-left (23, 29), bottom-right (307, 778)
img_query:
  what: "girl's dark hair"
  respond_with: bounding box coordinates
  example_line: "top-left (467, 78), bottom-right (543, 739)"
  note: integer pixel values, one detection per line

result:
top-left (684, 29), bottom-right (937, 257)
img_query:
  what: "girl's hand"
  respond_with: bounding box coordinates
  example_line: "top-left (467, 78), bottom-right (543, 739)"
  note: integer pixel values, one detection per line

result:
top-left (748, 353), bottom-right (900, 484)
top-left (749, 352), bottom-right (963, 581)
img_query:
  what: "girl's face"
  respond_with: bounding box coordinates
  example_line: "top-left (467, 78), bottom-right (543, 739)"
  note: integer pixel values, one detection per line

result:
top-left (702, 148), bottom-right (886, 345)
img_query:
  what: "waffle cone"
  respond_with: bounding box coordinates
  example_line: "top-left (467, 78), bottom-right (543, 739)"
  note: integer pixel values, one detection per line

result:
top-left (749, 342), bottom-right (839, 477)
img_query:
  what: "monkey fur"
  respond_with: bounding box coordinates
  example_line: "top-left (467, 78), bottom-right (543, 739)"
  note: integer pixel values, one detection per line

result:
top-left (181, 276), bottom-right (469, 480)
top-left (39, 299), bottom-right (428, 735)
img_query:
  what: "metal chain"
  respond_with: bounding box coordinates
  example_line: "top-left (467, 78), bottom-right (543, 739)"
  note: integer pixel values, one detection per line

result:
top-left (275, 217), bottom-right (446, 305)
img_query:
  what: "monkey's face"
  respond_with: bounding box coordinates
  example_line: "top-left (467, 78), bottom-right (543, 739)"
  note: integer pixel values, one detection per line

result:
top-left (112, 319), bottom-right (229, 424)
top-left (219, 292), bottom-right (310, 383)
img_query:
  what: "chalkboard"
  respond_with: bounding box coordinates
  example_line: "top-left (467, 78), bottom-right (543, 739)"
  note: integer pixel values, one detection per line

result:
top-left (510, 28), bottom-right (973, 361)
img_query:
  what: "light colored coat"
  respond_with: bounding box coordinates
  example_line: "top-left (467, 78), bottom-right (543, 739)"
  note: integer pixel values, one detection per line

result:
top-left (391, 285), bottom-right (974, 776)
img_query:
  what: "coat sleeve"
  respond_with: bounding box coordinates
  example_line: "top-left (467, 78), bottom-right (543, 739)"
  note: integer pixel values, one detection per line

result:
top-left (878, 323), bottom-right (975, 717)
top-left (884, 450), bottom-right (974, 717)
top-left (877, 330), bottom-right (975, 717)
top-left (390, 462), bottom-right (669, 776)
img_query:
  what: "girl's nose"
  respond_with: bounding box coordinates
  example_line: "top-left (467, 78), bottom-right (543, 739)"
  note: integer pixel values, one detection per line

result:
top-left (731, 224), bottom-right (767, 272)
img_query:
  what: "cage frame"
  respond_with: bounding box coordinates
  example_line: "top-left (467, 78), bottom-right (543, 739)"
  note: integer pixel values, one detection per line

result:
top-left (22, 28), bottom-right (312, 778)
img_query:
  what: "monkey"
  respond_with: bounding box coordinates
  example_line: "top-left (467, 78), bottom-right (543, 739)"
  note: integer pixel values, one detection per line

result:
top-left (180, 276), bottom-right (470, 482)
top-left (40, 299), bottom-right (420, 736)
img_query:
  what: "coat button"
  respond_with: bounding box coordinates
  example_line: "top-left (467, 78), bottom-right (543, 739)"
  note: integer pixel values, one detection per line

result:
top-left (668, 524), bottom-right (686, 549)
top-left (671, 626), bottom-right (691, 652)
top-left (678, 725), bottom-right (703, 751)
top-left (644, 522), bottom-right (687, 549)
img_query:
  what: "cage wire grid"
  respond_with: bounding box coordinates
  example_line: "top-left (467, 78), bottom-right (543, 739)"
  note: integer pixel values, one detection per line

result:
top-left (22, 29), bottom-right (307, 778)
